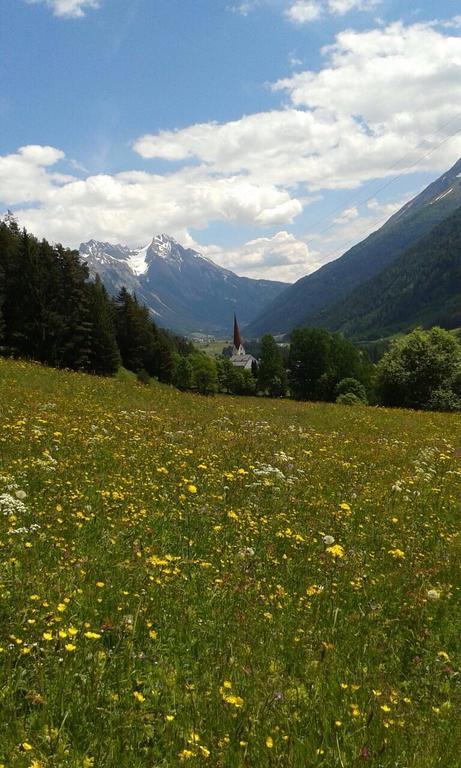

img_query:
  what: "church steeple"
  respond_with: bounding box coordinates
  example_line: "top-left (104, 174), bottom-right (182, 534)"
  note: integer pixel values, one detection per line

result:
top-left (233, 313), bottom-right (245, 355)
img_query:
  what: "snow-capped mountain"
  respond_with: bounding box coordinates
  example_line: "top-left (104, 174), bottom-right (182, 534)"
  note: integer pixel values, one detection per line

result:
top-left (80, 234), bottom-right (288, 335)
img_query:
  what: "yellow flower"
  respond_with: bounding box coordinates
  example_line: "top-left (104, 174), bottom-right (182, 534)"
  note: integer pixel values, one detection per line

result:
top-left (388, 548), bottom-right (405, 559)
top-left (266, 736), bottom-right (274, 749)
top-left (222, 693), bottom-right (244, 707)
top-left (133, 691), bottom-right (145, 702)
top-left (326, 544), bottom-right (345, 559)
top-left (84, 631), bottom-right (101, 640)
top-left (42, 632), bottom-right (53, 641)
top-left (29, 761), bottom-right (42, 768)
top-left (187, 484), bottom-right (197, 494)
top-left (148, 629), bottom-right (158, 640)
top-left (65, 643), bottom-right (76, 652)
top-left (22, 742), bottom-right (33, 751)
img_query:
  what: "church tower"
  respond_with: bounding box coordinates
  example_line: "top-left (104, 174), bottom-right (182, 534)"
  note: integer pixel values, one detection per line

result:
top-left (233, 313), bottom-right (245, 355)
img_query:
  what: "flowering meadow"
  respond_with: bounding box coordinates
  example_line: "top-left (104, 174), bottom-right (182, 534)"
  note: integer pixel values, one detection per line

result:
top-left (0, 359), bottom-right (460, 767)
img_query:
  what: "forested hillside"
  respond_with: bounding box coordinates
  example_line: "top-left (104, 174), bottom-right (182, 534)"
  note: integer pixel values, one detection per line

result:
top-left (320, 205), bottom-right (461, 339)
top-left (246, 157), bottom-right (461, 337)
top-left (0, 217), bottom-right (183, 380)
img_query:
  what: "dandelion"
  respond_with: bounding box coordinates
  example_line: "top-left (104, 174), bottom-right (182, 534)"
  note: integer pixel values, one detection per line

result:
top-left (266, 736), bottom-right (274, 749)
top-left (326, 544), bottom-right (345, 559)
top-left (133, 691), bottom-right (145, 703)
top-left (388, 548), bottom-right (405, 559)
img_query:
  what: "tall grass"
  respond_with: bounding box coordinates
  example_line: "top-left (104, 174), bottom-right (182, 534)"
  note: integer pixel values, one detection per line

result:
top-left (0, 358), bottom-right (460, 767)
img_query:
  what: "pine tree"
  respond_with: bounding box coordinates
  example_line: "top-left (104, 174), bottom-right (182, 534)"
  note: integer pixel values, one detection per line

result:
top-left (86, 277), bottom-right (121, 375)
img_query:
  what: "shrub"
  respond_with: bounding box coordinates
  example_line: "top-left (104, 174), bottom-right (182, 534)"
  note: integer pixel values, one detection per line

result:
top-left (136, 368), bottom-right (151, 385)
top-left (427, 388), bottom-right (461, 412)
top-left (336, 392), bottom-right (363, 406)
top-left (376, 327), bottom-right (461, 409)
top-left (336, 377), bottom-right (367, 403)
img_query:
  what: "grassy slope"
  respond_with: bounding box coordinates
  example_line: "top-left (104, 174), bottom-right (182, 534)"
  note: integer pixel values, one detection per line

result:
top-left (0, 359), bottom-right (460, 767)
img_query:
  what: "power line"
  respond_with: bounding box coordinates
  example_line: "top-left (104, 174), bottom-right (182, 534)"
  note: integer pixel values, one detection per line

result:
top-left (302, 112), bottom-right (461, 249)
top-left (304, 125), bottom-right (461, 269)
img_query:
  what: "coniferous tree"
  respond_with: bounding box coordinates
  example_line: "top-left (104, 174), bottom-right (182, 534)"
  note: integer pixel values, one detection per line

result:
top-left (86, 277), bottom-right (121, 375)
top-left (55, 245), bottom-right (92, 370)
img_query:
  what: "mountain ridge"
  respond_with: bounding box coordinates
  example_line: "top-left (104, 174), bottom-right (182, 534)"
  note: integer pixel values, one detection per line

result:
top-left (245, 157), bottom-right (461, 337)
top-left (80, 234), bottom-right (288, 335)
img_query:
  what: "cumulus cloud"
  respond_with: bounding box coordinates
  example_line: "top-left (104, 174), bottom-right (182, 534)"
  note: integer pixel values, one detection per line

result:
top-left (232, 0), bottom-right (379, 21)
top-left (3, 20), bottom-right (461, 280)
top-left (196, 231), bottom-right (318, 282)
top-left (286, 2), bottom-right (322, 24)
top-left (26, 0), bottom-right (100, 18)
top-left (134, 21), bottom-right (461, 192)
top-left (2, 146), bottom-right (301, 249)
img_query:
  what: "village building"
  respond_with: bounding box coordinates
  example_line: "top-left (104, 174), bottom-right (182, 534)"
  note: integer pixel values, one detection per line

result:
top-left (229, 314), bottom-right (257, 371)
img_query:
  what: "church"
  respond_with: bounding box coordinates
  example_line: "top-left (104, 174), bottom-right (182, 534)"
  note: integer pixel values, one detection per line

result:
top-left (229, 314), bottom-right (257, 371)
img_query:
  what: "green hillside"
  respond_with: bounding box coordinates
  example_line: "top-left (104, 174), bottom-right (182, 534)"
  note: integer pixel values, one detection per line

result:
top-left (321, 205), bottom-right (461, 339)
top-left (0, 359), bottom-right (460, 767)
top-left (246, 157), bottom-right (461, 337)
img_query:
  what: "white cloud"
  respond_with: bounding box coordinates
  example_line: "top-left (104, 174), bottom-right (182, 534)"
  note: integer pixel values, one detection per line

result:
top-left (134, 21), bottom-right (461, 193)
top-left (232, 0), bottom-right (379, 21)
top-left (286, 2), bottom-right (322, 24)
top-left (195, 231), bottom-right (318, 282)
top-left (3, 20), bottom-right (461, 281)
top-left (27, 0), bottom-right (100, 18)
top-left (327, 0), bottom-right (379, 15)
top-left (1, 146), bottom-right (301, 250)
top-left (311, 195), bottom-right (413, 263)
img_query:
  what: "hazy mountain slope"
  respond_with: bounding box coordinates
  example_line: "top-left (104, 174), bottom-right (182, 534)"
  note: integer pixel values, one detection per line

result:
top-left (318, 205), bottom-right (461, 339)
top-left (80, 235), bottom-right (288, 335)
top-left (245, 157), bottom-right (461, 336)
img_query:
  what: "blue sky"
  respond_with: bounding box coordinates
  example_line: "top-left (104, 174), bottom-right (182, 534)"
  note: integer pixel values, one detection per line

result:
top-left (1, 0), bottom-right (461, 281)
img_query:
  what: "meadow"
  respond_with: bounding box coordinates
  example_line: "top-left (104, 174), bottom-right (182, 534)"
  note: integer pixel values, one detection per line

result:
top-left (0, 358), bottom-right (460, 767)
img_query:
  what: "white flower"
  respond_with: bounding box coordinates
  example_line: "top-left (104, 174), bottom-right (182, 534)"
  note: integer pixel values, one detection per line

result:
top-left (15, 490), bottom-right (27, 500)
top-left (427, 589), bottom-right (441, 601)
top-left (322, 535), bottom-right (335, 546)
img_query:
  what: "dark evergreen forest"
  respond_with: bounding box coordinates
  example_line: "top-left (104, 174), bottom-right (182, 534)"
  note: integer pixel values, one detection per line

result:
top-left (0, 216), bottom-right (187, 380)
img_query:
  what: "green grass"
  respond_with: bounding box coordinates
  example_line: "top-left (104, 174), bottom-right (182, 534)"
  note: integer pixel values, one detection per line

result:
top-left (0, 358), bottom-right (460, 767)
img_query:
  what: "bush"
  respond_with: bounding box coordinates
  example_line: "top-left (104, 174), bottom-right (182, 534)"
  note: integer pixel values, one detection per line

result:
top-left (336, 392), bottom-right (363, 406)
top-left (376, 327), bottom-right (461, 409)
top-left (336, 377), bottom-right (367, 403)
top-left (136, 369), bottom-right (151, 386)
top-left (427, 388), bottom-right (461, 412)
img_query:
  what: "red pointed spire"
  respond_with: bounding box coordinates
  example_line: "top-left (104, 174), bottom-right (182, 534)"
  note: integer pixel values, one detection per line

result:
top-left (233, 313), bottom-right (242, 350)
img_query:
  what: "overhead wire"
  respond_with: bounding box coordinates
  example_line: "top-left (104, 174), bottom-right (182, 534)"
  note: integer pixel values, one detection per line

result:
top-left (301, 112), bottom-right (461, 250)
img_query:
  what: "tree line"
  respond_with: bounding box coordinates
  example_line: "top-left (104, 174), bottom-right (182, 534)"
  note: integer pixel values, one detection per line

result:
top-left (1, 216), bottom-right (460, 411)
